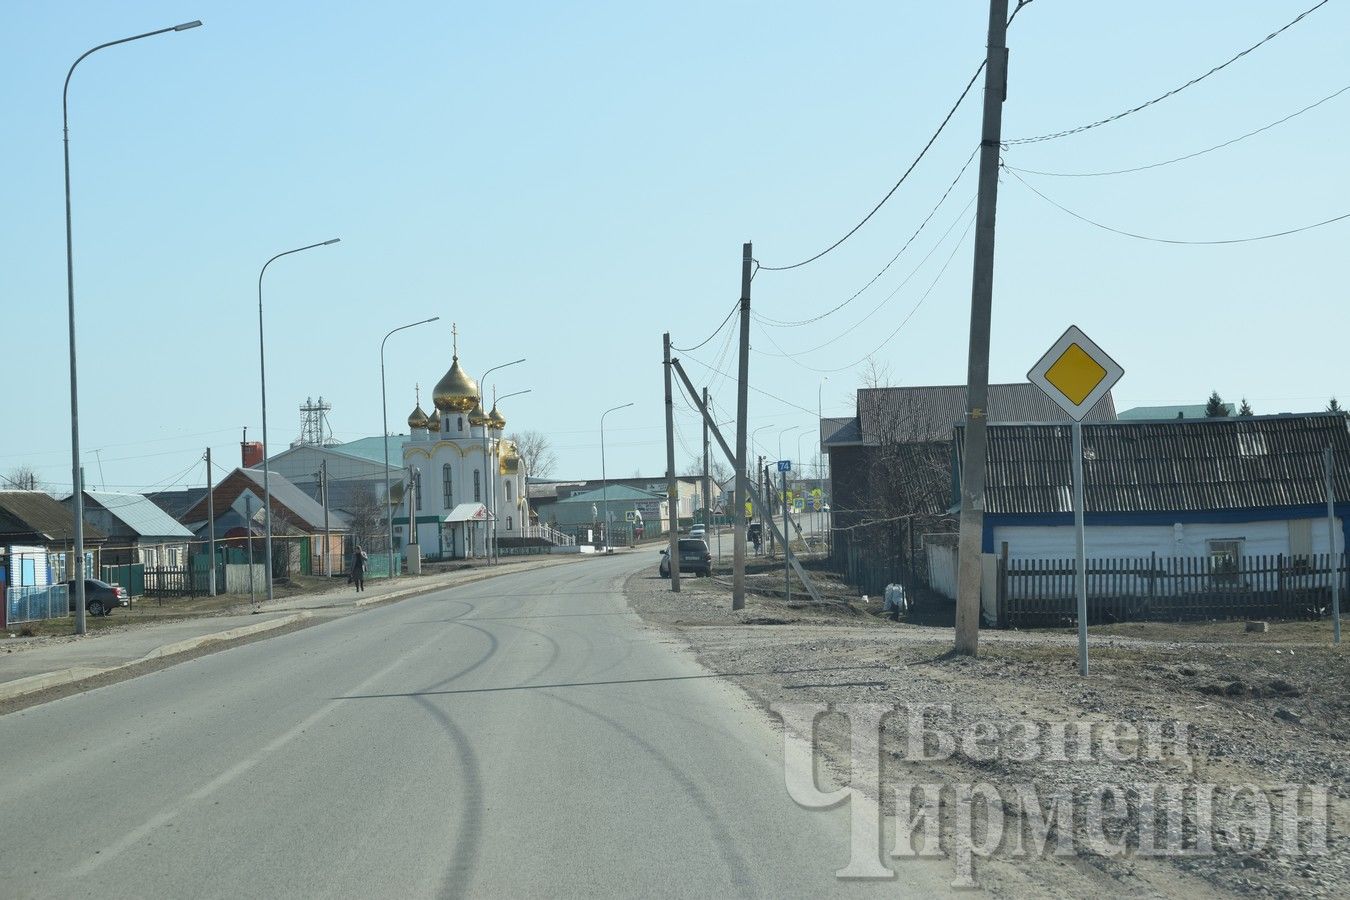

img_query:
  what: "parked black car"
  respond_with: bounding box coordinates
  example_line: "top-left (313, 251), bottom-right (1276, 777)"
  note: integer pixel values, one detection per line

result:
top-left (659, 538), bottom-right (712, 578)
top-left (62, 578), bottom-right (128, 617)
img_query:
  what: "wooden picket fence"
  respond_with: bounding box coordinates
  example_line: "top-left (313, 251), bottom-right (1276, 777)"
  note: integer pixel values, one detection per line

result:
top-left (998, 553), bottom-right (1346, 628)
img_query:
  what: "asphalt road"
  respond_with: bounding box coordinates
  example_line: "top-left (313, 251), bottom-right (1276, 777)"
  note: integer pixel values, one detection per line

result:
top-left (1, 552), bottom-right (958, 898)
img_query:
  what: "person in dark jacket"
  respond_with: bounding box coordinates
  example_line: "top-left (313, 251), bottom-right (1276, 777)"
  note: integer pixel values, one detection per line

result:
top-left (351, 545), bottom-right (367, 592)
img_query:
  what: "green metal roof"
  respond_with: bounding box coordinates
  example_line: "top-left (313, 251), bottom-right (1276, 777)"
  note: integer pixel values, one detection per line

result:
top-left (1118, 403), bottom-right (1235, 420)
top-left (556, 485), bottom-right (662, 504)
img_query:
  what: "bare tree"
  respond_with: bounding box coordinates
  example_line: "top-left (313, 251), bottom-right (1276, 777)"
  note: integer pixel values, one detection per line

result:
top-left (3, 465), bottom-right (43, 490)
top-left (684, 455), bottom-right (730, 484)
top-left (508, 430), bottom-right (557, 480)
top-left (858, 355), bottom-right (894, 390)
top-left (344, 483), bottom-right (386, 554)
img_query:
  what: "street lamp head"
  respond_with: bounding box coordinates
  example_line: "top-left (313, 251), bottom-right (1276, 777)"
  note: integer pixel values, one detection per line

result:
top-left (173, 21), bottom-right (203, 31)
top-left (322, 238), bottom-right (341, 246)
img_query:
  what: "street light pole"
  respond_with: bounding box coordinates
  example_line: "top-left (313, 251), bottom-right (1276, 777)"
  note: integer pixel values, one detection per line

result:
top-left (490, 388), bottom-right (531, 563)
top-left (258, 238), bottom-right (340, 603)
top-left (478, 359), bottom-right (525, 561)
top-left (600, 402), bottom-right (635, 550)
top-left (381, 317), bottom-right (439, 578)
top-left (63, 19), bottom-right (202, 636)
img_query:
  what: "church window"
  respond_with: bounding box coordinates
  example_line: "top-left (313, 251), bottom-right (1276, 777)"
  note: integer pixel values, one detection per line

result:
top-left (413, 468), bottom-right (422, 511)
top-left (505, 480), bottom-right (513, 503)
top-left (507, 516), bottom-right (513, 531)
top-left (457, 417), bottom-right (464, 432)
top-left (474, 469), bottom-right (481, 503)
top-left (442, 465), bottom-right (453, 508)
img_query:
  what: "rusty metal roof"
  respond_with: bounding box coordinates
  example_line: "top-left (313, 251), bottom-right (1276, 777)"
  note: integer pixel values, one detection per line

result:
top-left (0, 491), bottom-right (108, 543)
top-left (956, 414), bottom-right (1350, 515)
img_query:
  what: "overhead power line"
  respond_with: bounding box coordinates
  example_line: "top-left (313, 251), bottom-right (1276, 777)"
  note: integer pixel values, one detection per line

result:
top-left (755, 193), bottom-right (977, 357)
top-left (757, 60), bottom-right (986, 272)
top-left (1006, 166), bottom-right (1350, 245)
top-left (755, 211), bottom-right (976, 375)
top-left (1006, 83), bottom-right (1350, 177)
top-left (672, 301), bottom-right (739, 353)
top-left (755, 145), bottom-right (979, 328)
top-left (676, 354), bottom-right (818, 417)
top-left (1006, 0), bottom-right (1332, 145)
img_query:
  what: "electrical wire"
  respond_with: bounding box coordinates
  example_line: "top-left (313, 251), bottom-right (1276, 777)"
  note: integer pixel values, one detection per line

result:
top-left (754, 193), bottom-right (977, 358)
top-left (1006, 0), bottom-right (1332, 145)
top-left (671, 301), bottom-right (739, 353)
top-left (755, 211), bottom-right (976, 375)
top-left (1005, 83), bottom-right (1350, 177)
top-left (757, 60), bottom-right (986, 272)
top-left (1006, 165), bottom-right (1350, 245)
top-left (677, 354), bottom-right (818, 417)
top-left (1006, 0), bottom-right (1036, 27)
top-left (755, 145), bottom-right (979, 327)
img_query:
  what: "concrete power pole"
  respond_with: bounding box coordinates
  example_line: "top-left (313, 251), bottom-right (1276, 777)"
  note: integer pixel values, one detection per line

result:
top-left (206, 448), bottom-right (216, 597)
top-left (663, 332), bottom-right (681, 592)
top-left (733, 242), bottom-right (752, 610)
top-left (954, 0), bottom-right (1010, 657)
top-left (320, 459), bottom-right (331, 577)
top-left (702, 386), bottom-right (711, 528)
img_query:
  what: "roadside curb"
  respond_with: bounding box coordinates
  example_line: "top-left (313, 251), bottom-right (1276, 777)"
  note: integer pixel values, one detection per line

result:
top-left (0, 554), bottom-right (599, 705)
top-left (353, 554), bottom-right (593, 608)
top-left (0, 612), bottom-right (310, 703)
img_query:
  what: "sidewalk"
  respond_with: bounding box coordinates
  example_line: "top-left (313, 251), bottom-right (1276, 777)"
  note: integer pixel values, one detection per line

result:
top-left (0, 552), bottom-right (591, 704)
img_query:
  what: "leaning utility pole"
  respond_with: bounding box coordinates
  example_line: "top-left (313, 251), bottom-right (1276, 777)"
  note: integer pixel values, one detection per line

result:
top-left (954, 0), bottom-right (1010, 657)
top-left (663, 332), bottom-right (681, 592)
top-left (206, 448), bottom-right (216, 596)
top-left (733, 242), bottom-right (752, 610)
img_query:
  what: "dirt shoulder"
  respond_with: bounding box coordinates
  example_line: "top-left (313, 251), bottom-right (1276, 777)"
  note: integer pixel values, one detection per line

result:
top-left (626, 567), bottom-right (1349, 898)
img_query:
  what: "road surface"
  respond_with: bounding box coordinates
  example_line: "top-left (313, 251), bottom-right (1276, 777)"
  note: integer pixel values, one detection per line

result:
top-left (1, 552), bottom-right (957, 898)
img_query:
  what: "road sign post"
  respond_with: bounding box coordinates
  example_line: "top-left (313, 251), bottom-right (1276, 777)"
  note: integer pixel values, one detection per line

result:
top-left (1028, 326), bottom-right (1124, 677)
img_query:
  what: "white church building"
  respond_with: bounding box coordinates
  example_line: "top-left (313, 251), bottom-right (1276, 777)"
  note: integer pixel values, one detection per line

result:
top-left (392, 331), bottom-right (563, 561)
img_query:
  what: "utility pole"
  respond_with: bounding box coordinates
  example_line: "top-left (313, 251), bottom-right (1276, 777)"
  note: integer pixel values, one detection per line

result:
top-left (206, 447), bottom-right (216, 597)
top-left (733, 243), bottom-right (752, 610)
top-left (702, 386), bottom-right (711, 528)
top-left (782, 465), bottom-right (790, 602)
top-left (954, 0), bottom-right (1010, 657)
top-left (663, 332), bottom-right (681, 591)
top-left (320, 459), bottom-right (331, 577)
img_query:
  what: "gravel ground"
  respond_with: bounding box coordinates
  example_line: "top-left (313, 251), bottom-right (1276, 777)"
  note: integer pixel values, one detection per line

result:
top-left (627, 565), bottom-right (1349, 897)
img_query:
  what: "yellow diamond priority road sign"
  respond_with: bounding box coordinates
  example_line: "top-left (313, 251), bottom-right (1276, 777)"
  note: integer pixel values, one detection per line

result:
top-left (1028, 325), bottom-right (1123, 421)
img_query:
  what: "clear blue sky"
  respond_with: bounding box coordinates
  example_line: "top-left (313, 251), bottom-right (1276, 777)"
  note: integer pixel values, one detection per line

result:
top-left (4, 1), bottom-right (1347, 493)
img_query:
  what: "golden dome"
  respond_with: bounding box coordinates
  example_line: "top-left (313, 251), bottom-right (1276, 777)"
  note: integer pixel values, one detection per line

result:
top-left (488, 403), bottom-right (506, 431)
top-left (407, 403), bottom-right (429, 430)
top-left (427, 407), bottom-right (442, 432)
top-left (499, 439), bottom-right (520, 475)
top-left (468, 398), bottom-right (489, 427)
top-left (432, 356), bottom-right (480, 413)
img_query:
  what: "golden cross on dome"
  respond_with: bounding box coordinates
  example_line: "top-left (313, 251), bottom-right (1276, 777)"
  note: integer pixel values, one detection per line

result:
top-left (415, 383), bottom-right (421, 405)
top-left (451, 322), bottom-right (458, 358)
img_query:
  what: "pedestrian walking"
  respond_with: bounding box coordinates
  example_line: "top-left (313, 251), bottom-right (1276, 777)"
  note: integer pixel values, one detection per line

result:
top-left (351, 544), bottom-right (367, 592)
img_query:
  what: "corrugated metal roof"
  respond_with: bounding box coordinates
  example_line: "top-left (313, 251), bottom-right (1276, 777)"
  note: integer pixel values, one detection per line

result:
top-left (820, 417), bottom-right (861, 448)
top-left (78, 491), bottom-right (195, 538)
top-left (238, 469), bottom-right (348, 531)
top-left (1118, 403), bottom-right (1234, 420)
top-left (0, 491), bottom-right (108, 543)
top-left (956, 414), bottom-right (1350, 515)
top-left (556, 485), bottom-right (662, 504)
top-left (861, 383), bottom-right (1116, 445)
